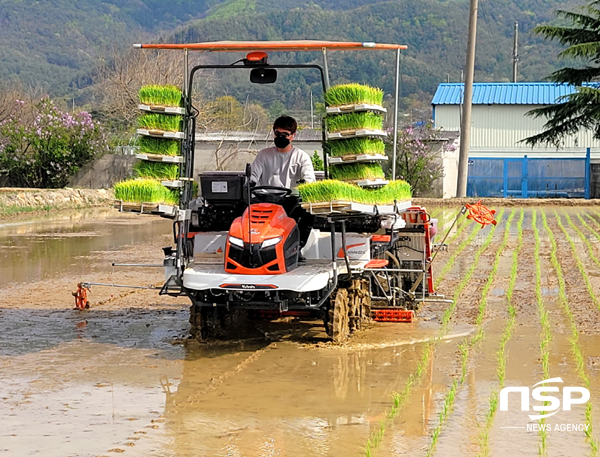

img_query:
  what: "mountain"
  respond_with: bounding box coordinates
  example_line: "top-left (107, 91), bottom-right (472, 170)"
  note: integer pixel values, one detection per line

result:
top-left (0, 0), bottom-right (218, 96)
top-left (0, 0), bottom-right (573, 109)
top-left (169, 0), bottom-right (569, 113)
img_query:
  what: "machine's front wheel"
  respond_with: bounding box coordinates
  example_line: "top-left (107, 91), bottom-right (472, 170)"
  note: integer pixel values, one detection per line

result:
top-left (348, 279), bottom-right (371, 332)
top-left (327, 288), bottom-right (350, 344)
top-left (189, 305), bottom-right (226, 340)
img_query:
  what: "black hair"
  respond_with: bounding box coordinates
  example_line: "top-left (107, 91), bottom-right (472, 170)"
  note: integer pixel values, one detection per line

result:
top-left (273, 116), bottom-right (297, 134)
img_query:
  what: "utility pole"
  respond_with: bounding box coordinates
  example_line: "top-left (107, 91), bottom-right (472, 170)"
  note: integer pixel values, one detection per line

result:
top-left (456, 0), bottom-right (479, 197)
top-left (512, 21), bottom-right (519, 83)
top-left (310, 89), bottom-right (314, 129)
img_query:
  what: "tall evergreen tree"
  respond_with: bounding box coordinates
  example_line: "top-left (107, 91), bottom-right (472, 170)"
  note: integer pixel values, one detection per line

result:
top-left (525, 1), bottom-right (600, 146)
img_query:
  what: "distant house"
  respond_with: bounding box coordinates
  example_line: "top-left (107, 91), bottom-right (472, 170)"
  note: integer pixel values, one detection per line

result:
top-left (431, 83), bottom-right (600, 198)
top-left (193, 129), bottom-right (323, 177)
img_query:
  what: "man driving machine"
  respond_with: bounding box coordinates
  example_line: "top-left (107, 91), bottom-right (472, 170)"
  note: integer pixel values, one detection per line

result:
top-left (250, 116), bottom-right (316, 254)
top-left (251, 115), bottom-right (315, 188)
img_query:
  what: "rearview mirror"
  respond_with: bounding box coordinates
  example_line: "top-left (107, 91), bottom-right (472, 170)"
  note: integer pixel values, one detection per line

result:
top-left (250, 68), bottom-right (277, 84)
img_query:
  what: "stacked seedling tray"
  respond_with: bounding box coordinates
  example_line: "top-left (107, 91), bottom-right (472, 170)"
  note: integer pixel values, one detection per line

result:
top-left (114, 84), bottom-right (184, 215)
top-left (299, 83), bottom-right (412, 216)
top-left (324, 83), bottom-right (388, 187)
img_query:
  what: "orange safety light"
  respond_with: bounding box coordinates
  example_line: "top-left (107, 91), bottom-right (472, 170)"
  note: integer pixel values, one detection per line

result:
top-left (244, 51), bottom-right (268, 65)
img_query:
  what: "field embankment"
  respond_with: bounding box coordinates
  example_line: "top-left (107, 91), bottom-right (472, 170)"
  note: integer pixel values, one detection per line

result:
top-left (0, 188), bottom-right (114, 217)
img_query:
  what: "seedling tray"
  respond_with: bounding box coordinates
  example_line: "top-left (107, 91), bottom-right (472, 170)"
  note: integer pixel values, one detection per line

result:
top-left (327, 129), bottom-right (387, 140)
top-left (113, 200), bottom-right (177, 217)
top-left (326, 103), bottom-right (386, 114)
top-left (328, 154), bottom-right (388, 165)
top-left (137, 128), bottom-right (185, 139)
top-left (301, 199), bottom-right (411, 216)
top-left (135, 153), bottom-right (184, 163)
top-left (351, 178), bottom-right (389, 187)
top-left (161, 180), bottom-right (184, 188)
top-left (138, 104), bottom-right (186, 115)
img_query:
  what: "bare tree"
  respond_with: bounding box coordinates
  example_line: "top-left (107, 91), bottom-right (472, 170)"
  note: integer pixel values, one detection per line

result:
top-left (90, 37), bottom-right (217, 133)
top-left (0, 81), bottom-right (46, 123)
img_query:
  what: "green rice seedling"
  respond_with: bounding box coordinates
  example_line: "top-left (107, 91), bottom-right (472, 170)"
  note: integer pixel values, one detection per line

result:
top-left (326, 112), bottom-right (383, 133)
top-left (324, 83), bottom-right (384, 107)
top-left (476, 209), bottom-right (524, 457)
top-left (114, 178), bottom-right (179, 205)
top-left (366, 180), bottom-right (412, 204)
top-left (328, 138), bottom-right (385, 157)
top-left (567, 214), bottom-right (600, 270)
top-left (138, 113), bottom-right (182, 132)
top-left (139, 84), bottom-right (182, 107)
top-left (434, 222), bottom-right (480, 288)
top-left (137, 137), bottom-right (180, 156)
top-left (544, 210), bottom-right (598, 451)
top-left (329, 162), bottom-right (384, 181)
top-left (533, 210), bottom-right (552, 455)
top-left (426, 211), bottom-right (508, 457)
top-left (133, 161), bottom-right (180, 180)
top-left (298, 179), bottom-right (411, 205)
top-left (365, 212), bottom-right (503, 457)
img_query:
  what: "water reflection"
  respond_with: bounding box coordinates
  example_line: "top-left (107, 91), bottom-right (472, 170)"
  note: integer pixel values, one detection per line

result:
top-left (161, 335), bottom-right (444, 457)
top-left (0, 208), bottom-right (171, 286)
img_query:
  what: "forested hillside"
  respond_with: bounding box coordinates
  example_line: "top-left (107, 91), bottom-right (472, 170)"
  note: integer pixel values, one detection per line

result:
top-left (0, 0), bottom-right (575, 110)
top-left (171, 0), bottom-right (569, 114)
top-left (0, 0), bottom-right (216, 95)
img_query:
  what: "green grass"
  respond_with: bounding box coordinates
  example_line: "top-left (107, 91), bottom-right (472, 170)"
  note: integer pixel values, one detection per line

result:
top-left (324, 83), bottom-right (384, 107)
top-left (329, 162), bottom-right (384, 181)
top-left (137, 137), bottom-right (181, 156)
top-left (138, 113), bottom-right (182, 132)
top-left (133, 161), bottom-right (180, 180)
top-left (138, 84), bottom-right (183, 107)
top-left (114, 178), bottom-right (179, 205)
top-left (327, 138), bottom-right (386, 157)
top-left (298, 179), bottom-right (411, 205)
top-left (0, 204), bottom-right (53, 217)
top-left (326, 112), bottom-right (383, 133)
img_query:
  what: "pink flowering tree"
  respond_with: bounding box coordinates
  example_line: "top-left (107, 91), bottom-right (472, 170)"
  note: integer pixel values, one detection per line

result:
top-left (0, 98), bottom-right (108, 188)
top-left (386, 122), bottom-right (449, 197)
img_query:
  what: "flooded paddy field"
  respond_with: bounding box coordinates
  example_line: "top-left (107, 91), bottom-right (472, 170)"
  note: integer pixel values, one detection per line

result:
top-left (1, 205), bottom-right (600, 456)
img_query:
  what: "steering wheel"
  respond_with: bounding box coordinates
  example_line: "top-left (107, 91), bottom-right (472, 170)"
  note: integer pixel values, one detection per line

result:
top-left (251, 185), bottom-right (292, 198)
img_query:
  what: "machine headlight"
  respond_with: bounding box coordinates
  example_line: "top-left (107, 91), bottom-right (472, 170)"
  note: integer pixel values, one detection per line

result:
top-left (228, 235), bottom-right (244, 248)
top-left (261, 236), bottom-right (282, 248)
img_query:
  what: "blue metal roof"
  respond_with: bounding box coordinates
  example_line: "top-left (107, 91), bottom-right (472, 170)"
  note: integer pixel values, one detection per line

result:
top-left (431, 82), bottom-right (599, 105)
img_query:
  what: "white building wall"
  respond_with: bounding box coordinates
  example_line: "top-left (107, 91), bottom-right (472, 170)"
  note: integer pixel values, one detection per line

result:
top-left (434, 105), bottom-right (600, 154)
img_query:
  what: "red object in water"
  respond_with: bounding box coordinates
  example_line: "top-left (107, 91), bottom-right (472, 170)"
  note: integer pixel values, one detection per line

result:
top-left (371, 308), bottom-right (414, 322)
top-left (465, 201), bottom-right (497, 227)
top-left (73, 283), bottom-right (90, 310)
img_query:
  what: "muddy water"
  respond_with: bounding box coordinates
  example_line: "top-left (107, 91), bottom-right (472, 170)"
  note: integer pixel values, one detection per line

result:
top-left (2, 207), bottom-right (600, 456)
top-left (0, 208), bottom-right (172, 286)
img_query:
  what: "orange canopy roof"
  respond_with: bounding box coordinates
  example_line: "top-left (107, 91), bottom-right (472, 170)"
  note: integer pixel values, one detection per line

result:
top-left (133, 40), bottom-right (407, 52)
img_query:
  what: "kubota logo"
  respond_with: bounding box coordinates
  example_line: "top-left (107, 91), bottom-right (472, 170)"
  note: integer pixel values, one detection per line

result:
top-left (500, 377), bottom-right (590, 420)
top-left (337, 243), bottom-right (367, 258)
